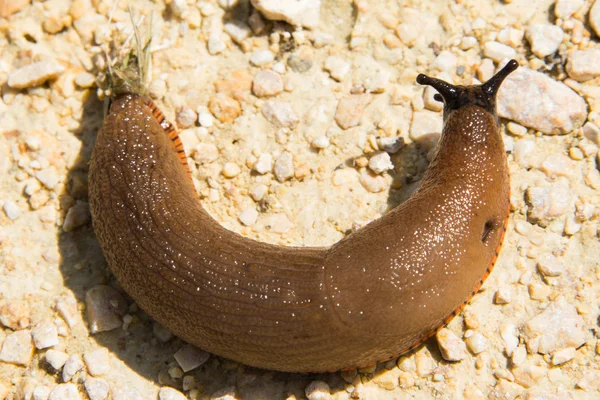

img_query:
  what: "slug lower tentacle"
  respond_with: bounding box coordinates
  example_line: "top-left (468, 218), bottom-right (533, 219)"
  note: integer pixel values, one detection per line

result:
top-left (89, 58), bottom-right (518, 373)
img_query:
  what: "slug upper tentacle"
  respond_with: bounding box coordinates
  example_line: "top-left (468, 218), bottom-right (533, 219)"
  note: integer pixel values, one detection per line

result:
top-left (89, 53), bottom-right (517, 372)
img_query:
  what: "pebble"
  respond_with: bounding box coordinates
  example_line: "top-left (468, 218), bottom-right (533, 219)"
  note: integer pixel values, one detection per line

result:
top-left (436, 328), bottom-right (467, 361)
top-left (512, 346), bottom-right (527, 366)
top-left (83, 348), bottom-right (110, 376)
top-left (378, 137), bottom-right (403, 153)
top-left (305, 380), bottom-right (331, 400)
top-left (159, 387), bottom-right (187, 400)
top-left (525, 24), bottom-right (563, 58)
top-left (410, 110), bottom-right (443, 140)
top-left (224, 21), bottom-right (251, 44)
top-left (497, 27), bottom-right (524, 48)
top-left (262, 101), bottom-right (299, 128)
top-left (249, 183), bottom-right (268, 201)
top-left (423, 86), bottom-right (443, 112)
top-left (537, 255), bottom-right (564, 277)
top-left (274, 151), bottom-right (294, 182)
top-left (372, 369), bottom-right (400, 390)
top-left (249, 50), bottom-right (275, 66)
top-left (555, 0), bottom-right (584, 18)
top-left (8, 61), bottom-right (65, 89)
top-left (32, 385), bottom-right (51, 400)
top-left (198, 111), bottom-right (214, 128)
top-left (63, 201), bottom-right (90, 232)
top-left (85, 377), bottom-right (110, 400)
top-left (311, 135), bottom-right (330, 149)
top-left (0, 300), bottom-right (29, 330)
top-left (551, 347), bottom-right (576, 365)
top-left (3, 200), bottom-right (20, 220)
top-left (494, 286), bottom-right (512, 304)
top-left (483, 41), bottom-right (517, 61)
top-left (49, 384), bottom-right (81, 400)
top-left (334, 94), bottom-right (372, 130)
top-left (251, 0), bottom-right (321, 29)
top-left (45, 349), bottom-right (69, 370)
top-left (466, 332), bottom-right (487, 354)
top-left (431, 50), bottom-right (457, 72)
top-left (263, 213), bottom-right (293, 233)
top-left (194, 143), bottom-right (219, 164)
top-left (62, 354), bottom-right (84, 382)
top-left (590, 0), bottom-right (600, 37)
top-left (324, 56), bottom-right (350, 81)
top-left (222, 162), bottom-right (241, 178)
top-left (0, 330), bottom-right (33, 366)
top-left (522, 296), bottom-right (588, 354)
top-left (74, 72), bottom-right (96, 89)
top-left (498, 66), bottom-right (587, 134)
top-left (368, 152), bottom-right (394, 174)
top-left (31, 321), bottom-right (58, 349)
top-left (566, 49), bottom-right (600, 82)
top-left (209, 94), bottom-right (242, 123)
top-left (488, 380), bottom-right (524, 400)
top-left (176, 107), bottom-right (197, 129)
top-left (359, 171), bottom-right (387, 193)
top-left (0, 0), bottom-right (30, 17)
top-left (415, 350), bottom-right (434, 377)
top-left (208, 33), bottom-right (226, 55)
top-left (238, 207), bottom-right (258, 226)
top-left (583, 121), bottom-right (600, 145)
top-left (210, 386), bottom-right (236, 400)
top-left (252, 70), bottom-right (284, 97)
top-left (85, 285), bottom-right (128, 334)
top-left (512, 363), bottom-right (547, 388)
top-left (506, 122), bottom-right (527, 136)
top-left (252, 154), bottom-right (273, 174)
top-left (174, 344), bottom-right (210, 372)
top-left (36, 167), bottom-right (59, 190)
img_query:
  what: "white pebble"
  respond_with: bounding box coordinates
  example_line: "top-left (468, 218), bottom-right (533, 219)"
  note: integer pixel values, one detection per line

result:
top-left (83, 348), bottom-right (111, 377)
top-left (378, 137), bottom-right (403, 153)
top-left (250, 0), bottom-right (321, 29)
top-left (49, 384), bottom-right (81, 400)
top-left (483, 41), bottom-right (517, 61)
top-left (85, 377), bottom-right (110, 400)
top-left (33, 386), bottom-right (51, 400)
top-left (431, 50), bottom-right (457, 72)
top-left (494, 285), bottom-right (512, 304)
top-left (0, 330), bottom-right (33, 366)
top-left (252, 154), bottom-right (274, 174)
top-left (250, 50), bottom-right (275, 66)
top-left (423, 86), bottom-right (443, 112)
top-left (551, 347), bottom-right (576, 365)
top-left (436, 328), bottom-right (467, 361)
top-left (465, 332), bottom-right (487, 354)
top-left (8, 60), bottom-right (65, 89)
top-left (3, 200), bottom-right (20, 220)
top-left (555, 0), bottom-right (584, 18)
top-left (262, 101), bottom-right (299, 128)
top-left (224, 21), bottom-right (250, 44)
top-left (249, 183), bottom-right (268, 201)
top-left (176, 107), bottom-right (197, 129)
top-left (31, 321), bottom-right (59, 349)
top-left (324, 56), bottom-right (350, 81)
top-left (497, 27), bottom-right (524, 47)
top-left (208, 33), bottom-right (226, 55)
top-left (159, 387), bottom-right (187, 400)
top-left (62, 201), bottom-right (91, 232)
top-left (512, 346), bottom-right (527, 366)
top-left (222, 162), bottom-right (241, 178)
top-left (194, 143), bottom-right (219, 164)
top-left (591, 0), bottom-right (600, 37)
top-left (36, 167), bottom-right (59, 190)
top-left (359, 171), bottom-right (387, 193)
top-left (566, 49), bottom-right (600, 82)
top-left (174, 344), bottom-right (210, 372)
top-left (500, 323), bottom-right (520, 355)
top-left (252, 70), bottom-right (284, 97)
top-left (537, 255), bottom-right (564, 277)
top-left (525, 24), bottom-right (564, 58)
top-left (62, 354), bottom-right (84, 382)
top-left (507, 122), bottom-right (527, 136)
top-left (45, 349), bottom-right (69, 370)
top-left (85, 285), bottom-right (128, 334)
top-left (311, 136), bottom-right (330, 149)
top-left (368, 152), bottom-right (394, 174)
top-left (238, 207), bottom-right (258, 226)
top-left (305, 380), bottom-right (331, 400)
top-left (198, 111), bottom-right (214, 128)
top-left (274, 151), bottom-right (294, 182)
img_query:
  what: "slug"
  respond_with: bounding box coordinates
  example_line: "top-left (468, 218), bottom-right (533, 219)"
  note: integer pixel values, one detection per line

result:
top-left (89, 58), bottom-right (518, 373)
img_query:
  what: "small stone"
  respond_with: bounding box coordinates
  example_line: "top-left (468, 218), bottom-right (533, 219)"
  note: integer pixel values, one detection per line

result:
top-left (498, 66), bottom-right (587, 135)
top-left (525, 24), bottom-right (563, 58)
top-left (262, 101), bottom-right (299, 128)
top-left (208, 33), bottom-right (226, 55)
top-left (466, 332), bottom-right (487, 354)
top-left (436, 328), bottom-right (467, 361)
top-left (238, 207), bottom-right (258, 226)
top-left (86, 285), bottom-right (128, 334)
top-left (582, 122), bottom-right (600, 145)
top-left (497, 28), bottom-right (524, 47)
top-left (431, 51), bottom-right (457, 72)
top-left (209, 94), bottom-right (241, 123)
top-left (0, 330), bottom-right (33, 366)
top-left (174, 344), bottom-right (210, 372)
top-left (566, 50), bottom-right (600, 82)
top-left (153, 322), bottom-right (173, 343)
top-left (210, 386), bottom-right (236, 400)
top-left (311, 135), bottom-right (330, 149)
top-left (410, 110), bottom-right (443, 140)
top-left (274, 152), bottom-right (294, 182)
top-left (590, 0), bottom-right (600, 37)
top-left (224, 21), bottom-right (251, 44)
top-left (252, 154), bottom-right (273, 174)
top-left (249, 183), bottom-right (268, 201)
top-left (36, 167), bottom-right (60, 190)
top-left (198, 111), bottom-right (214, 128)
top-left (359, 171), bottom-right (387, 193)
top-left (149, 79), bottom-right (167, 99)
top-left (249, 50), bottom-right (275, 67)
top-left (49, 384), bottom-right (81, 400)
top-left (159, 387), bottom-right (187, 400)
top-left (0, 0), bottom-right (30, 17)
top-left (415, 351), bottom-right (434, 377)
top-left (368, 152), bottom-right (394, 174)
top-left (45, 349), bottom-right (69, 370)
top-left (551, 347), bottom-right (576, 365)
top-left (483, 41), bottom-right (517, 61)
top-left (222, 162), bottom-right (241, 178)
top-left (373, 368), bottom-right (400, 390)
top-left (62, 354), bottom-right (84, 382)
top-left (555, 0), bottom-right (584, 18)
top-left (74, 72), bottom-right (96, 89)
top-left (30, 191), bottom-right (50, 210)
top-left (324, 56), bottom-right (350, 81)
top-left (8, 61), bottom-right (65, 89)
top-left (423, 86), bottom-right (444, 112)
top-left (0, 300), bottom-right (30, 329)
top-left (522, 296), bottom-right (588, 354)
top-left (63, 201), bottom-right (90, 232)
top-left (537, 255), bottom-right (564, 277)
top-left (512, 346), bottom-right (527, 366)
top-left (31, 321), bottom-right (58, 349)
top-left (176, 107), bottom-right (197, 129)
top-left (507, 122), bottom-right (527, 136)
top-left (252, 70), bottom-right (283, 97)
top-left (3, 200), bottom-right (20, 220)
top-left (85, 377), bottom-right (110, 400)
top-left (378, 137), bottom-right (403, 153)
top-left (264, 213), bottom-right (293, 233)
top-left (459, 36), bottom-right (478, 50)
top-left (182, 375), bottom-right (196, 391)
top-left (494, 286), bottom-right (512, 304)
top-left (477, 59), bottom-right (495, 82)
top-left (305, 380), bottom-right (331, 400)
top-left (334, 94), bottom-right (372, 130)
top-left (33, 386), bottom-right (51, 400)
top-left (194, 143), bottom-right (219, 164)
top-left (251, 0), bottom-right (321, 29)
top-left (488, 380), bottom-right (524, 400)
top-left (512, 363), bottom-right (547, 388)
top-left (83, 348), bottom-right (110, 376)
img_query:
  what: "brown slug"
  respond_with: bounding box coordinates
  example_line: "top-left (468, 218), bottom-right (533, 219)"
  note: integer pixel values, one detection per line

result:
top-left (89, 58), bottom-right (518, 373)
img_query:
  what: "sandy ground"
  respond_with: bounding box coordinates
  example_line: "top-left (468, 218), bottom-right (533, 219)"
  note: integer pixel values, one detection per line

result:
top-left (1, 0), bottom-right (600, 398)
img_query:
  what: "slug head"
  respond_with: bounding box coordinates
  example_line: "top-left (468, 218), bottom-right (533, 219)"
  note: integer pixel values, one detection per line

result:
top-left (416, 59), bottom-right (519, 121)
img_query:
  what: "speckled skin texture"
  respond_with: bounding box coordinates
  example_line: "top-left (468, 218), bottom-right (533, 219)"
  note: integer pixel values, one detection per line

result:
top-left (89, 69), bottom-right (512, 372)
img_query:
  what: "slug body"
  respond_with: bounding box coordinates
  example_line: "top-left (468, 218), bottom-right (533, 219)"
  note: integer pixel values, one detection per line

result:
top-left (89, 61), bottom-right (518, 373)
